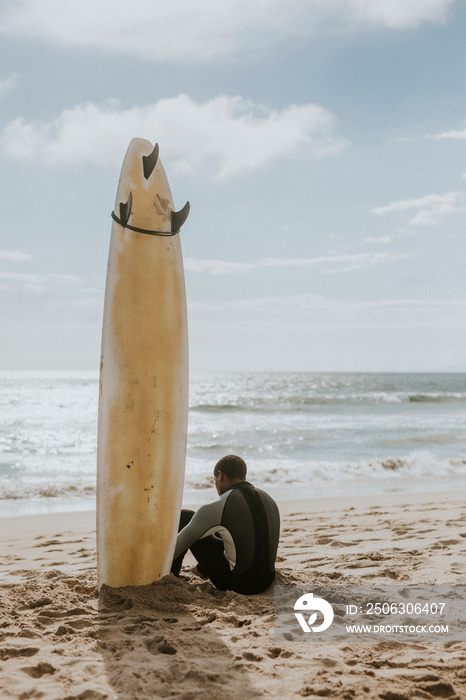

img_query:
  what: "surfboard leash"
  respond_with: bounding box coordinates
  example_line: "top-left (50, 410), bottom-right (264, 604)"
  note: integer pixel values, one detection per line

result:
top-left (111, 195), bottom-right (190, 236)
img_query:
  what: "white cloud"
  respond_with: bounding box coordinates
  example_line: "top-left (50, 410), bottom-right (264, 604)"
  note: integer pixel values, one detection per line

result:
top-left (432, 122), bottom-right (466, 140)
top-left (0, 270), bottom-right (102, 320)
top-left (0, 0), bottom-right (457, 62)
top-left (0, 271), bottom-right (79, 295)
top-left (184, 259), bottom-right (256, 275)
top-left (372, 191), bottom-right (465, 226)
top-left (189, 293), bottom-right (466, 322)
top-left (0, 95), bottom-right (348, 178)
top-left (346, 0), bottom-right (456, 29)
top-left (364, 234), bottom-right (398, 244)
top-left (0, 249), bottom-right (31, 261)
top-left (185, 252), bottom-right (406, 275)
top-left (261, 252), bottom-right (406, 273)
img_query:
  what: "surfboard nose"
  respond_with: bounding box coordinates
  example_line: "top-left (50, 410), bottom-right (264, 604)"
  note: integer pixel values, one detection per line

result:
top-left (111, 139), bottom-right (190, 235)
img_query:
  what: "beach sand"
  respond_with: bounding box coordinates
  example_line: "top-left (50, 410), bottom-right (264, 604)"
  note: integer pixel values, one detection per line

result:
top-left (1, 490), bottom-right (465, 699)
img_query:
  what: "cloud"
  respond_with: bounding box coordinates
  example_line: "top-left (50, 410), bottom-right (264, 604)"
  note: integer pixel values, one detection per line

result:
top-left (0, 271), bottom-right (79, 295)
top-left (432, 122), bottom-right (466, 140)
top-left (0, 270), bottom-right (102, 321)
top-left (0, 0), bottom-right (457, 62)
top-left (0, 95), bottom-right (348, 178)
top-left (0, 249), bottom-right (32, 261)
top-left (364, 234), bottom-right (398, 244)
top-left (185, 251), bottom-right (406, 275)
top-left (184, 259), bottom-right (256, 275)
top-left (345, 0), bottom-right (456, 30)
top-left (261, 253), bottom-right (406, 273)
top-left (189, 293), bottom-right (466, 321)
top-left (372, 191), bottom-right (465, 226)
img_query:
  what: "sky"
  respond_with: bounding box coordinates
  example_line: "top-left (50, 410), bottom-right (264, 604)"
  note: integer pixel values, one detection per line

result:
top-left (1, 0), bottom-right (466, 373)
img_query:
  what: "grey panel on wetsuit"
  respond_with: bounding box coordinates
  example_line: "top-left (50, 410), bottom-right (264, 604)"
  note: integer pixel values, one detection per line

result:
top-left (173, 496), bottom-right (227, 560)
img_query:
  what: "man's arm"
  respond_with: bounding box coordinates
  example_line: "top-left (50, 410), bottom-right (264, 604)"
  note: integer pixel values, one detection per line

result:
top-left (173, 498), bottom-right (226, 559)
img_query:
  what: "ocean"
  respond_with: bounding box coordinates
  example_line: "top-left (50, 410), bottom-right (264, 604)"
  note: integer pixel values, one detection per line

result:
top-left (0, 371), bottom-right (465, 517)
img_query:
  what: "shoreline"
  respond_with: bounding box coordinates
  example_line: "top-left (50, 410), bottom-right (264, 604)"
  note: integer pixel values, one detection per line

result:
top-left (4, 475), bottom-right (466, 519)
top-left (1, 486), bottom-right (464, 525)
top-left (1, 488), bottom-right (465, 698)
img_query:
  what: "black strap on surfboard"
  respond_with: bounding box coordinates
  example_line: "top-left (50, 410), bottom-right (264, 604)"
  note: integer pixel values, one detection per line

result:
top-left (111, 211), bottom-right (178, 236)
top-left (111, 197), bottom-right (190, 236)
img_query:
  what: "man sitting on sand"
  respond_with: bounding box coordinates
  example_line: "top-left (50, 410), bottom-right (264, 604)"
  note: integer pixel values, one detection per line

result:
top-left (171, 455), bottom-right (280, 594)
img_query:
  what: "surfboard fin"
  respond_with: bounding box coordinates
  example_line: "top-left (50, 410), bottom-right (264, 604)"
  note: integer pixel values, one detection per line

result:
top-left (171, 201), bottom-right (190, 232)
top-left (142, 143), bottom-right (159, 180)
top-left (119, 192), bottom-right (133, 227)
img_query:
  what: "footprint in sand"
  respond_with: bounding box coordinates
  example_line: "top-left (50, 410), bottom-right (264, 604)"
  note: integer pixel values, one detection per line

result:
top-left (330, 539), bottom-right (361, 548)
top-left (319, 657), bottom-right (338, 668)
top-left (381, 568), bottom-right (399, 579)
top-left (415, 681), bottom-right (457, 698)
top-left (393, 528), bottom-right (412, 536)
top-left (24, 597), bottom-right (53, 609)
top-left (145, 635), bottom-right (177, 655)
top-left (299, 684), bottom-right (333, 697)
top-left (324, 571), bottom-right (343, 580)
top-left (0, 646), bottom-right (39, 661)
top-left (200, 612), bottom-right (217, 625)
top-left (242, 651), bottom-right (263, 662)
top-left (18, 628), bottom-right (40, 639)
top-left (441, 538), bottom-right (462, 545)
top-left (267, 647), bottom-right (281, 659)
top-left (35, 539), bottom-right (62, 548)
top-left (345, 558), bottom-right (380, 570)
top-left (432, 539), bottom-right (462, 549)
top-left (76, 549), bottom-right (93, 559)
top-left (21, 662), bottom-right (56, 678)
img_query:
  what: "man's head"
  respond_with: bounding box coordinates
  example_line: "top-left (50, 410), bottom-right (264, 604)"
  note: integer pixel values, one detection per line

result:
top-left (213, 454), bottom-right (247, 495)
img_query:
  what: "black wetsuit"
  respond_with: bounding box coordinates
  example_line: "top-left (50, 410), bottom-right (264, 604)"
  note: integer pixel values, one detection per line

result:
top-left (171, 481), bottom-right (280, 594)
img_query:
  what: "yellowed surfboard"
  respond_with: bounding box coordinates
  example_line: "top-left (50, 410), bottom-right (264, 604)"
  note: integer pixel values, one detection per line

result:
top-left (97, 138), bottom-right (189, 589)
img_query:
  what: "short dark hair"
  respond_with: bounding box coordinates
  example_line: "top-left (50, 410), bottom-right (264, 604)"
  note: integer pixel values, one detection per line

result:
top-left (214, 454), bottom-right (247, 481)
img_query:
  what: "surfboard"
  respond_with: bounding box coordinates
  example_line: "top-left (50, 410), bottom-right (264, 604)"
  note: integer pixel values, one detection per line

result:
top-left (97, 138), bottom-right (190, 589)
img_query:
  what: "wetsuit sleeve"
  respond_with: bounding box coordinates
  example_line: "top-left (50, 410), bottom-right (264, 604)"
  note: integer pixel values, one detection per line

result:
top-left (174, 498), bottom-right (225, 560)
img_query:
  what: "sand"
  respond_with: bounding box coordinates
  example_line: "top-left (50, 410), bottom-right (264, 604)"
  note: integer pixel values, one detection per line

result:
top-left (1, 490), bottom-right (465, 699)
